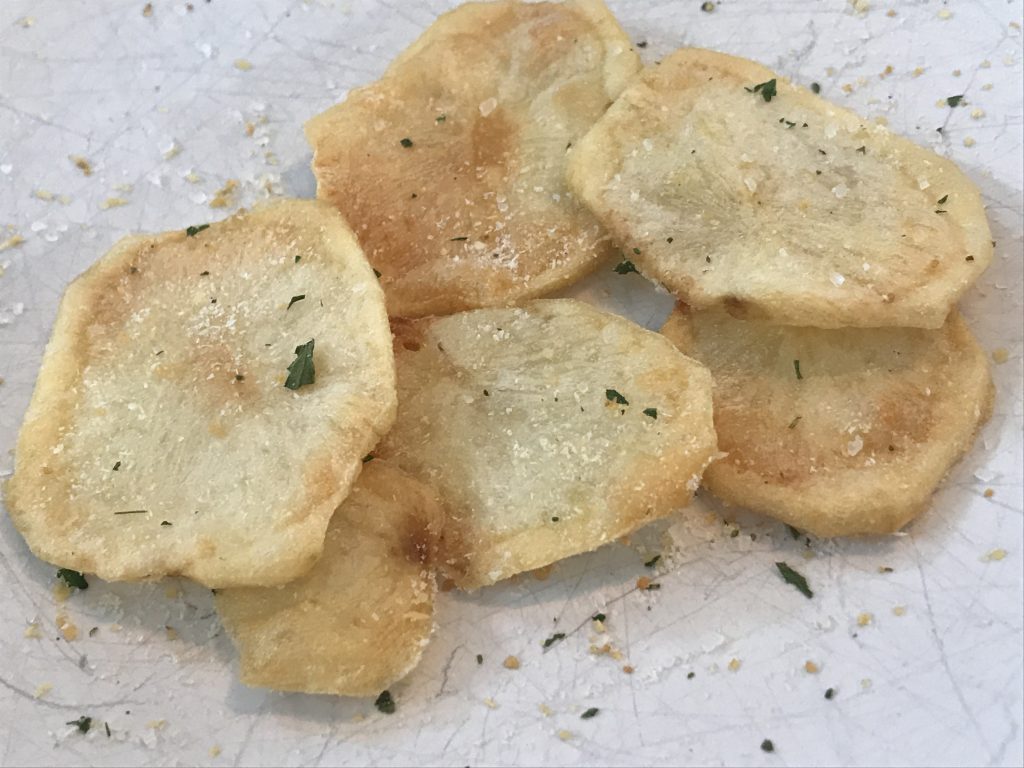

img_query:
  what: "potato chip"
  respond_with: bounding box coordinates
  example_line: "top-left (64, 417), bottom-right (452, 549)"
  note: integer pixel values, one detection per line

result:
top-left (377, 299), bottom-right (717, 590)
top-left (216, 462), bottom-right (441, 696)
top-left (5, 200), bottom-right (396, 587)
top-left (661, 305), bottom-right (994, 536)
top-left (568, 48), bottom-right (992, 329)
top-left (305, 0), bottom-right (641, 318)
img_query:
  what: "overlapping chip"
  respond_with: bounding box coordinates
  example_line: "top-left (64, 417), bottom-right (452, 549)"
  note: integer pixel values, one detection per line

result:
top-left (377, 299), bottom-right (718, 590)
top-left (5, 200), bottom-right (396, 588)
top-left (568, 48), bottom-right (993, 329)
top-left (305, 0), bottom-right (641, 317)
top-left (661, 305), bottom-right (994, 536)
top-left (216, 462), bottom-right (442, 696)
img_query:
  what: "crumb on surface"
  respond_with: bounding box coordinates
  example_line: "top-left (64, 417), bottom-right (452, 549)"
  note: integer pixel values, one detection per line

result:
top-left (892, 605), bottom-right (907, 616)
top-left (70, 155), bottom-right (93, 176)
top-left (234, 59), bottom-right (253, 71)
top-left (984, 488), bottom-right (995, 498)
top-left (209, 179), bottom-right (239, 209)
top-left (728, 658), bottom-right (742, 672)
top-left (24, 621), bottom-right (42, 639)
top-left (963, 137), bottom-right (976, 147)
top-left (985, 548), bottom-right (1007, 562)
top-left (804, 660), bottom-right (820, 674)
top-left (34, 683), bottom-right (52, 699)
top-left (503, 655), bottom-right (520, 670)
top-left (992, 348), bottom-right (1009, 364)
top-left (558, 730), bottom-right (573, 741)
top-left (0, 234), bottom-right (25, 251)
top-left (857, 612), bottom-right (873, 627)
top-left (101, 197), bottom-right (129, 210)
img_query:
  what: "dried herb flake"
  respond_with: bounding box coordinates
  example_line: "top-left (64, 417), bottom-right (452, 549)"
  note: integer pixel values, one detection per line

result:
top-left (67, 716), bottom-right (92, 734)
top-left (284, 339), bottom-right (315, 390)
top-left (776, 561), bottom-right (813, 598)
top-left (581, 707), bottom-right (600, 719)
top-left (286, 294), bottom-right (305, 310)
top-left (614, 259), bottom-right (638, 275)
top-left (542, 632), bottom-right (566, 649)
top-left (746, 79), bottom-right (778, 102)
top-left (605, 389), bottom-right (629, 406)
top-left (57, 568), bottom-right (88, 590)
top-left (643, 407), bottom-right (658, 419)
top-left (185, 224), bottom-right (209, 237)
top-left (374, 690), bottom-right (396, 714)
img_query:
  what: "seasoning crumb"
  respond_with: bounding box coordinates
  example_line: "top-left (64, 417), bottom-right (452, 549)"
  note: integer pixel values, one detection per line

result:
top-left (728, 658), bottom-right (742, 672)
top-left (984, 488), bottom-right (995, 498)
top-left (861, 678), bottom-right (873, 689)
top-left (483, 697), bottom-right (498, 710)
top-left (24, 622), bottom-right (42, 639)
top-left (209, 746), bottom-right (222, 758)
top-left (557, 730), bottom-right (573, 741)
top-left (375, 690), bottom-right (396, 714)
top-left (825, 687), bottom-right (836, 700)
top-left (963, 137), bottom-right (976, 148)
top-left (0, 234), bottom-right (25, 251)
top-left (700, 1), bottom-right (715, 11)
top-left (622, 665), bottom-right (634, 674)
top-left (209, 179), bottom-right (239, 209)
top-left (101, 197), bottom-right (129, 210)
top-left (938, 8), bottom-right (951, 19)
top-left (34, 683), bottom-right (52, 699)
top-left (476, 653), bottom-right (483, 665)
top-left (892, 605), bottom-right (907, 616)
top-left (636, 576), bottom-right (652, 590)
top-left (503, 655), bottom-right (520, 670)
top-left (538, 703), bottom-right (553, 717)
top-left (984, 548), bottom-right (1007, 562)
top-left (233, 59), bottom-right (253, 71)
top-left (761, 738), bottom-right (774, 753)
top-left (580, 707), bottom-right (599, 719)
top-left (857, 612), bottom-right (873, 627)
top-left (804, 660), bottom-right (820, 674)
top-left (992, 348), bottom-right (1009, 364)
top-left (70, 156), bottom-right (93, 176)
top-left (142, 3), bottom-right (153, 17)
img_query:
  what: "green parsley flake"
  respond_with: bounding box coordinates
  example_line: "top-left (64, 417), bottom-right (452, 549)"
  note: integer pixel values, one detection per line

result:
top-left (436, 115), bottom-right (447, 123)
top-left (286, 294), bottom-right (305, 310)
top-left (581, 708), bottom-right (600, 719)
top-left (591, 612), bottom-right (606, 623)
top-left (644, 555), bottom-right (661, 568)
top-left (57, 568), bottom-right (88, 590)
top-left (542, 632), bottom-right (566, 649)
top-left (825, 687), bottom-right (836, 700)
top-left (614, 260), bottom-right (639, 275)
top-left (363, 454), bottom-right (375, 463)
top-left (67, 717), bottom-right (92, 734)
top-left (701, 1), bottom-right (715, 11)
top-left (776, 561), bottom-right (813, 598)
top-left (937, 194), bottom-right (949, 204)
top-left (811, 82), bottom-right (821, 94)
top-left (946, 94), bottom-right (965, 108)
top-left (605, 389), bottom-right (629, 406)
top-left (793, 359), bottom-right (803, 380)
top-left (643, 407), bottom-right (658, 419)
top-left (285, 339), bottom-right (316, 390)
top-left (400, 137), bottom-right (414, 148)
top-left (746, 79), bottom-right (778, 102)
top-left (761, 739), bottom-right (775, 753)
top-left (788, 416), bottom-right (802, 429)
top-left (476, 654), bottom-right (484, 665)
top-left (185, 224), bottom-right (210, 237)
top-left (374, 690), bottom-right (396, 714)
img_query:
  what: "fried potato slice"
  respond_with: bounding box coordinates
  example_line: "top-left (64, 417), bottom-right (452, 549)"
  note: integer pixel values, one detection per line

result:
top-left (568, 48), bottom-right (992, 329)
top-left (5, 200), bottom-right (396, 588)
top-left (377, 299), bottom-right (717, 590)
top-left (661, 305), bottom-right (994, 537)
top-left (305, 0), bottom-right (641, 318)
top-left (216, 462), bottom-right (442, 696)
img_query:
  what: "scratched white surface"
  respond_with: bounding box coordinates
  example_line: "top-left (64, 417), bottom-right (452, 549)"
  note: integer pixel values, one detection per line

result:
top-left (0, 1), bottom-right (1021, 766)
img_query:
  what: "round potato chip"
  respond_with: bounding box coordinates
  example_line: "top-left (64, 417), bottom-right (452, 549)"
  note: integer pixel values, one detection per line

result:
top-left (305, 0), bottom-right (641, 318)
top-left (661, 305), bottom-right (994, 537)
top-left (5, 200), bottom-right (396, 588)
top-left (216, 462), bottom-right (442, 696)
top-left (568, 48), bottom-right (993, 329)
top-left (377, 299), bottom-right (718, 590)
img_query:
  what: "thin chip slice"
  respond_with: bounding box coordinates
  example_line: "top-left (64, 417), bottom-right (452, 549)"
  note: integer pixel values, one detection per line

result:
top-left (661, 305), bottom-right (994, 536)
top-left (305, 0), bottom-right (641, 318)
top-left (216, 462), bottom-right (442, 696)
top-left (5, 200), bottom-right (396, 588)
top-left (568, 48), bottom-right (992, 329)
top-left (377, 299), bottom-right (717, 590)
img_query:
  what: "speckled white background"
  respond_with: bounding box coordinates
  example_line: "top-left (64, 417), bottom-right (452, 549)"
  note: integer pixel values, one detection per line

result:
top-left (0, 2), bottom-right (1021, 766)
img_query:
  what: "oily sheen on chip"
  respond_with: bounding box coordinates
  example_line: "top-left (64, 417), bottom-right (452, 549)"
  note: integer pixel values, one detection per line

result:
top-left (661, 306), bottom-right (994, 536)
top-left (568, 48), bottom-right (993, 329)
top-left (216, 462), bottom-right (442, 696)
top-left (305, 0), bottom-right (641, 317)
top-left (377, 299), bottom-right (718, 590)
top-left (5, 201), bottom-right (396, 588)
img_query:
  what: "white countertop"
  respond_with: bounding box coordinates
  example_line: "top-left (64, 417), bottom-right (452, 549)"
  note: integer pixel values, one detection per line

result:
top-left (0, 2), bottom-right (1021, 766)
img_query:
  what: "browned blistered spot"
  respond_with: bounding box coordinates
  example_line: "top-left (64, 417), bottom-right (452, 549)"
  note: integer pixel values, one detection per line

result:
top-left (391, 318), bottom-right (427, 353)
top-left (722, 295), bottom-right (751, 319)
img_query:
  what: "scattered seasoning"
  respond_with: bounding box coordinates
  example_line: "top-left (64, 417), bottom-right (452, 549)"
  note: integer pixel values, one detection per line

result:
top-left (435, 114), bottom-right (446, 123)
top-left (542, 632), bottom-right (566, 649)
top-left (551, 516), bottom-right (560, 522)
top-left (701, 1), bottom-right (715, 12)
top-left (642, 407), bottom-right (658, 419)
top-left (937, 194), bottom-right (949, 205)
top-left (946, 94), bottom-right (965, 108)
top-left (399, 138), bottom-right (414, 148)
top-left (67, 716), bottom-right (92, 734)
top-left (503, 655), bottom-right (520, 670)
top-left (878, 566), bottom-right (894, 573)
top-left (362, 454), bottom-right (375, 463)
top-left (70, 156), bottom-right (93, 176)
top-left (160, 521), bottom-right (172, 527)
top-left (114, 509), bottom-right (148, 515)
top-left (857, 612), bottom-right (873, 627)
top-left (637, 577), bottom-right (660, 591)
top-left (775, 561), bottom-right (813, 598)
top-left (614, 259), bottom-right (638, 274)
top-left (105, 722), bottom-right (112, 738)
top-left (793, 359), bottom-right (803, 380)
top-left (632, 247), bottom-right (641, 255)
top-left (728, 658), bottom-right (742, 672)
top-left (199, 271), bottom-right (210, 276)
top-left (185, 224), bottom-right (209, 237)
top-left (286, 294), bottom-right (306, 310)
top-left (856, 146), bottom-right (867, 154)
top-left (761, 739), bottom-right (775, 753)
top-left (622, 665), bottom-right (634, 674)
top-left (644, 555), bottom-right (661, 568)
top-left (235, 374), bottom-right (245, 381)
top-left (580, 707), bottom-right (600, 719)
top-left (476, 654), bottom-right (484, 665)
top-left (811, 82), bottom-right (821, 94)
top-left (112, 461), bottom-right (121, 471)
top-left (636, 41), bottom-right (648, 49)
top-left (825, 687), bottom-right (836, 700)
top-left (745, 79), bottom-right (778, 102)
top-left (687, 671), bottom-right (695, 679)
top-left (787, 416), bottom-right (802, 429)
top-left (374, 690), bottom-right (395, 714)
top-left (373, 268), bottom-right (381, 278)
top-left (294, 255), bottom-right (302, 263)
top-left (449, 236), bottom-right (468, 241)
top-left (787, 524), bottom-right (802, 540)
top-left (605, 389), bottom-right (629, 405)
top-left (591, 612), bottom-right (606, 623)
top-left (57, 569), bottom-right (88, 591)
top-left (804, 660), bottom-right (820, 674)
top-left (284, 339), bottom-right (316, 390)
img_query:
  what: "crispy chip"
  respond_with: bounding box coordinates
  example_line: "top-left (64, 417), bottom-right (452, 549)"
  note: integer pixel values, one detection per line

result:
top-left (661, 305), bottom-right (994, 536)
top-left (6, 201), bottom-right (396, 587)
top-left (568, 48), bottom-right (992, 329)
top-left (305, 0), bottom-right (641, 317)
top-left (216, 462), bottom-right (442, 696)
top-left (378, 299), bottom-right (717, 590)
